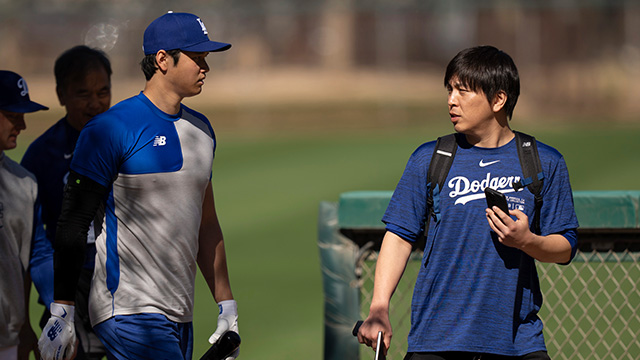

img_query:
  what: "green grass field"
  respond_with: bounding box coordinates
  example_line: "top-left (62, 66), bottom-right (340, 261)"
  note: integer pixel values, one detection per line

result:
top-left (8, 104), bottom-right (640, 359)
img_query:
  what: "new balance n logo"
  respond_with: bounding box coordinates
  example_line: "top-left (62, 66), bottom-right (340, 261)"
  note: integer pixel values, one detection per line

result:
top-left (153, 136), bottom-right (167, 146)
top-left (47, 320), bottom-right (62, 340)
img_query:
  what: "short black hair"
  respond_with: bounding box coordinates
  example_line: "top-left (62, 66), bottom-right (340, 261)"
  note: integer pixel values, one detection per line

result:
top-left (54, 45), bottom-right (112, 92)
top-left (444, 45), bottom-right (520, 120)
top-left (140, 50), bottom-right (181, 81)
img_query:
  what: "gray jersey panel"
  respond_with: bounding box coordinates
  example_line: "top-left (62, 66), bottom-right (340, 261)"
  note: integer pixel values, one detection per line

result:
top-left (89, 112), bottom-right (214, 325)
top-left (0, 154), bottom-right (37, 347)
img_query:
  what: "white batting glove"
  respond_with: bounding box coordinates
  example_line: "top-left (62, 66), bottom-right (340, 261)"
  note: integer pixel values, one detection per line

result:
top-left (38, 303), bottom-right (77, 360)
top-left (208, 300), bottom-right (239, 360)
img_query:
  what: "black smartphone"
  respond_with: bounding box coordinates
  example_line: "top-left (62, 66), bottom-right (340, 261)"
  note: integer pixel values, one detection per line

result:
top-left (484, 187), bottom-right (509, 214)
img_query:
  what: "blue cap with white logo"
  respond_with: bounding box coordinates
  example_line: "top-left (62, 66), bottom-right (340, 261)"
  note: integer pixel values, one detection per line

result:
top-left (143, 12), bottom-right (231, 55)
top-left (0, 70), bottom-right (48, 113)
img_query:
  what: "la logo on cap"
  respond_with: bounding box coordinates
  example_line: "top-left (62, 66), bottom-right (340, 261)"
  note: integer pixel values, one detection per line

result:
top-left (196, 18), bottom-right (208, 35)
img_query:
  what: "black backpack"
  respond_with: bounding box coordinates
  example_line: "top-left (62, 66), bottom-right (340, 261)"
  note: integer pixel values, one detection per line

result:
top-left (424, 131), bottom-right (544, 238)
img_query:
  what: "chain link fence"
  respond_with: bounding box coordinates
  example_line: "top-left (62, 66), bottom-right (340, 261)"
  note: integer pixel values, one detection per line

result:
top-left (320, 191), bottom-right (640, 360)
top-left (355, 243), bottom-right (640, 360)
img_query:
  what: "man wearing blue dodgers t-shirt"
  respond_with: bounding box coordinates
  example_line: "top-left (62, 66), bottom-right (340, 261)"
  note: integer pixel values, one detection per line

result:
top-left (37, 12), bottom-right (239, 360)
top-left (356, 46), bottom-right (578, 360)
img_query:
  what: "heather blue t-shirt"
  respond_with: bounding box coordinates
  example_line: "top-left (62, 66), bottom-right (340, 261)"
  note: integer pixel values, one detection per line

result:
top-left (382, 134), bottom-right (578, 356)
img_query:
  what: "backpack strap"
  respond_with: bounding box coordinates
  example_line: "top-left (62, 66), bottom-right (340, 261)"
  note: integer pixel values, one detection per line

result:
top-left (512, 131), bottom-right (545, 234)
top-left (425, 133), bottom-right (458, 237)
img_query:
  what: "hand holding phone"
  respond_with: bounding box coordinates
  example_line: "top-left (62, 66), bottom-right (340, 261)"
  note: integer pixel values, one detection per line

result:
top-left (484, 187), bottom-right (509, 215)
top-left (374, 331), bottom-right (385, 360)
top-left (353, 321), bottom-right (386, 360)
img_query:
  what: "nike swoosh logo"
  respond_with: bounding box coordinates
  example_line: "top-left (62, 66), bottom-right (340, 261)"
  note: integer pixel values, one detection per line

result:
top-left (479, 159), bottom-right (500, 167)
top-left (64, 153), bottom-right (73, 160)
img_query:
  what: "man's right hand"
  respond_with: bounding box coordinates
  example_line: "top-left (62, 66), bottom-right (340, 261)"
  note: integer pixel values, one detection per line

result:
top-left (38, 302), bottom-right (77, 360)
top-left (356, 308), bottom-right (393, 356)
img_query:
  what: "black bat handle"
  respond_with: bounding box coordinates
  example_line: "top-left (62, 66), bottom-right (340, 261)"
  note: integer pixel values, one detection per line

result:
top-left (352, 320), bottom-right (364, 337)
top-left (199, 331), bottom-right (241, 360)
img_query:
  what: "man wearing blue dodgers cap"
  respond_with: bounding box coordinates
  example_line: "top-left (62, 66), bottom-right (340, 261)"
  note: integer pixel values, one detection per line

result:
top-left (0, 70), bottom-right (47, 360)
top-left (0, 70), bottom-right (49, 114)
top-left (38, 12), bottom-right (239, 360)
top-left (143, 11), bottom-right (231, 55)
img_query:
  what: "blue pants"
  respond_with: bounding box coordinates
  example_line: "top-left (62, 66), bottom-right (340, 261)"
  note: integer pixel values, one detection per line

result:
top-left (404, 351), bottom-right (550, 360)
top-left (94, 313), bottom-right (193, 360)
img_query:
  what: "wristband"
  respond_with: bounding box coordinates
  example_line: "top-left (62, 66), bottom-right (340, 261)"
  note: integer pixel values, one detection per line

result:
top-left (50, 302), bottom-right (75, 323)
top-left (218, 300), bottom-right (237, 316)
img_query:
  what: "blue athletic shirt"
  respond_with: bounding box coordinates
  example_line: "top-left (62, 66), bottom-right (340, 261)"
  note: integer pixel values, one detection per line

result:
top-left (71, 92), bottom-right (216, 326)
top-left (22, 118), bottom-right (96, 308)
top-left (382, 135), bottom-right (578, 356)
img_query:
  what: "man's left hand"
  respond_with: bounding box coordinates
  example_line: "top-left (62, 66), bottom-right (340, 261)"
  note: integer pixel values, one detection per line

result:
top-left (209, 300), bottom-right (239, 360)
top-left (486, 207), bottom-right (535, 249)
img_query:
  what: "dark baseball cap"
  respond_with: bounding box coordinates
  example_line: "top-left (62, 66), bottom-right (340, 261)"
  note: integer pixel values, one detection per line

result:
top-left (143, 11), bottom-right (231, 55)
top-left (0, 70), bottom-right (48, 113)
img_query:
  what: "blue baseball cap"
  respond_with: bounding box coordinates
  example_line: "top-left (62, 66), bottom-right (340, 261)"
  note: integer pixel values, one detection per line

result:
top-left (143, 12), bottom-right (231, 55)
top-left (0, 70), bottom-right (48, 113)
